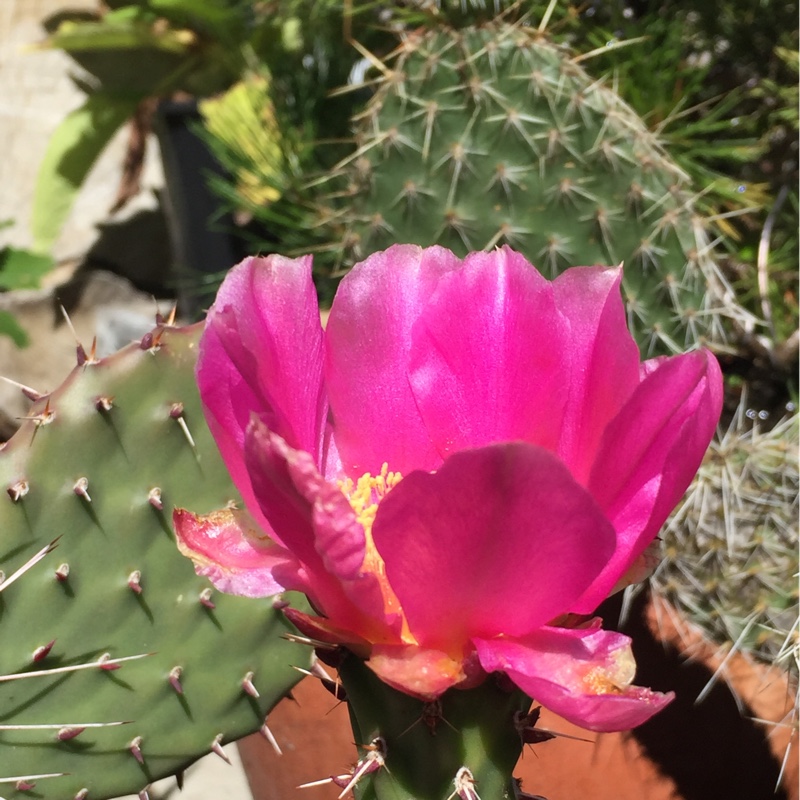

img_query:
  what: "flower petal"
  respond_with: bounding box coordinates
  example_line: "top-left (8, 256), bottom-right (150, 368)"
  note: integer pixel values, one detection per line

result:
top-left (324, 244), bottom-right (460, 476)
top-left (244, 419), bottom-right (401, 641)
top-left (550, 266), bottom-right (642, 483)
top-left (474, 626), bottom-right (673, 731)
top-left (573, 349), bottom-right (723, 612)
top-left (408, 247), bottom-right (569, 457)
top-left (198, 255), bottom-right (329, 536)
top-left (373, 443), bottom-right (617, 650)
top-left (366, 644), bottom-right (481, 700)
top-left (173, 507), bottom-right (302, 597)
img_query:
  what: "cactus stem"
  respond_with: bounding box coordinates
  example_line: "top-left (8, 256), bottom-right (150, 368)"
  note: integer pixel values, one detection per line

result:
top-left (260, 718), bottom-right (283, 756)
top-left (169, 665), bottom-right (184, 694)
top-left (337, 736), bottom-right (388, 799)
top-left (6, 479), bottom-right (29, 502)
top-left (55, 563), bottom-right (70, 582)
top-left (0, 537), bottom-right (59, 591)
top-left (128, 570), bottom-right (143, 594)
top-left (32, 639), bottom-right (56, 662)
top-left (0, 375), bottom-right (46, 402)
top-left (0, 651), bottom-right (152, 681)
top-left (148, 486), bottom-right (164, 509)
top-left (210, 734), bottom-right (231, 764)
top-left (129, 736), bottom-right (144, 764)
top-left (446, 767), bottom-right (480, 800)
top-left (242, 671), bottom-right (259, 698)
top-left (0, 773), bottom-right (66, 784)
top-left (199, 587), bottom-right (215, 608)
top-left (73, 477), bottom-right (92, 502)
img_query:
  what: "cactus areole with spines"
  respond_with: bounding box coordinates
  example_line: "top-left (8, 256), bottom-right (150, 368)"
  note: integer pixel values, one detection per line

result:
top-left (175, 245), bottom-right (723, 798)
top-left (0, 323), bottom-right (310, 799)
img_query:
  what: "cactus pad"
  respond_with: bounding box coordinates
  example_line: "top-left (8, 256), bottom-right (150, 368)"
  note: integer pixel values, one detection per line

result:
top-left (323, 22), bottom-right (752, 355)
top-left (0, 323), bottom-right (309, 799)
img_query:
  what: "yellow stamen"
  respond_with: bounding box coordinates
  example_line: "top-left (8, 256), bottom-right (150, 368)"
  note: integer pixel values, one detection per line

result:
top-left (338, 463), bottom-right (414, 643)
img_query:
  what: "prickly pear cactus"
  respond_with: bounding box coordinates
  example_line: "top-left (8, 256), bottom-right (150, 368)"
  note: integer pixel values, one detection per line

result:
top-left (654, 403), bottom-right (799, 673)
top-left (323, 22), bottom-right (752, 356)
top-left (0, 323), bottom-right (309, 799)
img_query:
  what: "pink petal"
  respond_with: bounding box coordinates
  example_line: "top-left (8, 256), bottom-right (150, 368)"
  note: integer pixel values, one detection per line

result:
top-left (474, 626), bottom-right (673, 731)
top-left (244, 419), bottom-right (400, 641)
top-left (324, 244), bottom-right (460, 476)
top-left (173, 507), bottom-right (303, 597)
top-left (372, 443), bottom-right (617, 650)
top-left (366, 644), bottom-right (482, 700)
top-left (574, 349), bottom-right (723, 612)
top-left (197, 255), bottom-right (330, 536)
top-left (550, 266), bottom-right (642, 484)
top-left (408, 247), bottom-right (569, 457)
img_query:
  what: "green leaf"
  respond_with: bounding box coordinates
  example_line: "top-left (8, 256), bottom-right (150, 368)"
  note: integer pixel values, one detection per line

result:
top-left (31, 93), bottom-right (140, 252)
top-left (0, 310), bottom-right (29, 347)
top-left (45, 18), bottom-right (192, 55)
top-left (0, 247), bottom-right (55, 290)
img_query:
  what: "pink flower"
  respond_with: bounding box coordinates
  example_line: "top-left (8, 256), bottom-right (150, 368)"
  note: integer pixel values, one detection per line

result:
top-left (174, 245), bottom-right (722, 732)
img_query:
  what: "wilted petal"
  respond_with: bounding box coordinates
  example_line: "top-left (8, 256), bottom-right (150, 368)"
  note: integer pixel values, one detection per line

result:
top-left (551, 266), bottom-right (642, 483)
top-left (574, 349), bottom-right (723, 612)
top-left (409, 247), bottom-right (569, 457)
top-left (173, 507), bottom-right (302, 597)
top-left (474, 626), bottom-right (673, 731)
top-left (366, 644), bottom-right (481, 700)
top-left (373, 443), bottom-right (616, 650)
top-left (324, 244), bottom-right (460, 476)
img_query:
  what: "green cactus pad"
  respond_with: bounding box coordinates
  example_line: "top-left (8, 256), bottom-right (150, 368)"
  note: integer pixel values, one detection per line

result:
top-left (323, 22), bottom-right (753, 355)
top-left (0, 323), bottom-right (309, 799)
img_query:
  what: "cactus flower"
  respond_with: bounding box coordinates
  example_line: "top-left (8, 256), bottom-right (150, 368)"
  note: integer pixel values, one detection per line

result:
top-left (175, 245), bottom-right (722, 732)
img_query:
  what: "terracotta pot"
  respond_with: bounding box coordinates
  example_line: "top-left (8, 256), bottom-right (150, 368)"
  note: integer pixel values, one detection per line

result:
top-left (238, 595), bottom-right (797, 800)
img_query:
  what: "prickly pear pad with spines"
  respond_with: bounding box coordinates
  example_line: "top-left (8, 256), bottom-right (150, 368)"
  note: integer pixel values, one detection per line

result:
top-left (324, 22), bottom-right (752, 356)
top-left (0, 323), bottom-right (310, 799)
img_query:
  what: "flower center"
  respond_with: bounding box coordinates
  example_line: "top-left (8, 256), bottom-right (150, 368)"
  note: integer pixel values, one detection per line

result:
top-left (338, 464), bottom-right (415, 643)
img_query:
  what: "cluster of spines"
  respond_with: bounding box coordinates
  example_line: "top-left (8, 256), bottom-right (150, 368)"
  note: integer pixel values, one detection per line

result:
top-left (654, 401), bottom-right (799, 671)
